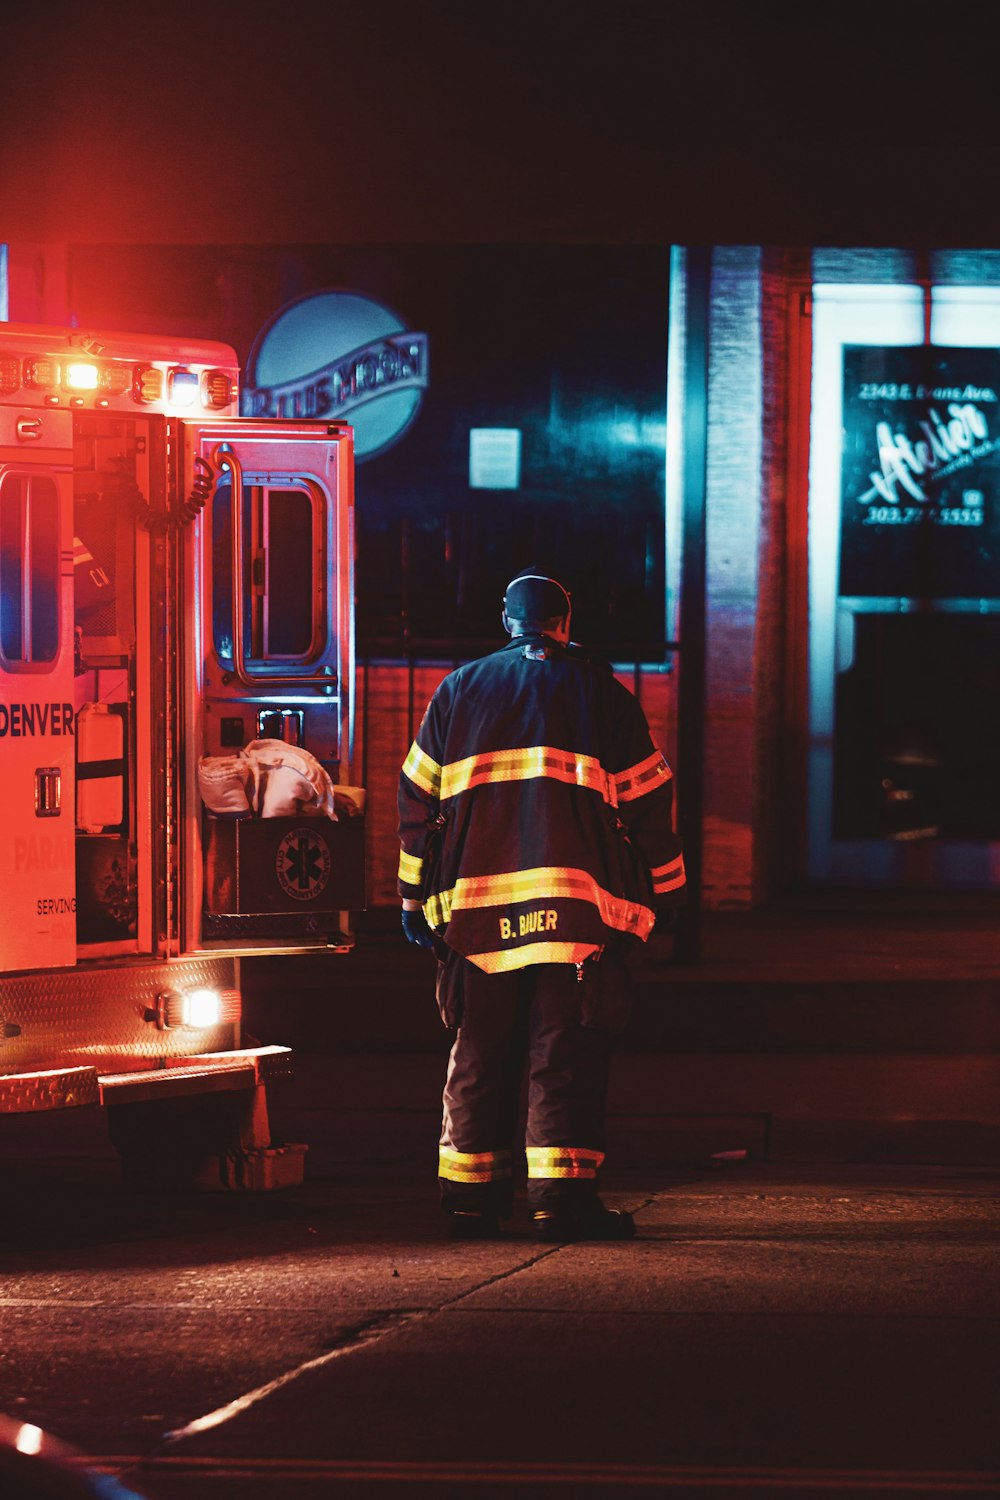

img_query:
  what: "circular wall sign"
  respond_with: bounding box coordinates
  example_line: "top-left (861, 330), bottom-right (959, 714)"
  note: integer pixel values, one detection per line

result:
top-left (243, 289), bottom-right (428, 460)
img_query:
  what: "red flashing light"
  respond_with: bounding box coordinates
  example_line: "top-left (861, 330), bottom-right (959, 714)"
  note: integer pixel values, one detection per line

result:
top-left (203, 370), bottom-right (233, 410)
top-left (134, 366), bottom-right (164, 404)
top-left (65, 362), bottom-right (99, 391)
top-left (24, 358), bottom-right (58, 390)
top-left (100, 365), bottom-right (131, 396)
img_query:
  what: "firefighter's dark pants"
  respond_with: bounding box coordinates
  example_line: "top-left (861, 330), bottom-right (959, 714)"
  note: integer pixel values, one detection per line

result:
top-left (435, 949), bottom-right (632, 1217)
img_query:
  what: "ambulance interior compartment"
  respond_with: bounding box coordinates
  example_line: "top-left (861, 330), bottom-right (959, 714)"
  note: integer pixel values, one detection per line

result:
top-left (73, 416), bottom-right (141, 948)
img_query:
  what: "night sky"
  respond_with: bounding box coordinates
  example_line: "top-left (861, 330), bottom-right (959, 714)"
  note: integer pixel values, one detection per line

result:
top-left (2, 0), bottom-right (999, 248)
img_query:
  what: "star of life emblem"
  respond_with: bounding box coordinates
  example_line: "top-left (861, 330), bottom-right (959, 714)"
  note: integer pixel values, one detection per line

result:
top-left (276, 826), bottom-right (331, 901)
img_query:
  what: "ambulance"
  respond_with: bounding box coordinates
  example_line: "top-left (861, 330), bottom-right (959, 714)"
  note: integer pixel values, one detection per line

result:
top-left (0, 323), bottom-right (364, 1188)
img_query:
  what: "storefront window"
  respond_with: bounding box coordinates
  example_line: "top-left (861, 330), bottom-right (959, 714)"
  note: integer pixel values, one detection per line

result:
top-left (808, 284), bottom-right (1000, 885)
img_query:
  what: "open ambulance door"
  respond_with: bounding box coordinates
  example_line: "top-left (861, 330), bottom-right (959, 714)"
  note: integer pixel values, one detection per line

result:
top-left (178, 420), bottom-right (364, 954)
top-left (0, 408), bottom-right (76, 973)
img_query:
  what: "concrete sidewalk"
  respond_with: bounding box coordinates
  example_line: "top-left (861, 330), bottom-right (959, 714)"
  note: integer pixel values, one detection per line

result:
top-left (242, 898), bottom-right (1000, 1168)
top-left (4, 1118), bottom-right (996, 1498)
top-left (129, 1161), bottom-right (1000, 1499)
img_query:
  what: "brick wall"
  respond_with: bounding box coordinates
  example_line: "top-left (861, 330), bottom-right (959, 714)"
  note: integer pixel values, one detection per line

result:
top-left (754, 248), bottom-right (806, 899)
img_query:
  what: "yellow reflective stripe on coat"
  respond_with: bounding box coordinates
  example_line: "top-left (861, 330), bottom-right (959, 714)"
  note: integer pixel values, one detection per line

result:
top-left (423, 867), bottom-right (653, 938)
top-left (439, 745), bottom-right (616, 806)
top-left (402, 740), bottom-right (442, 798)
top-left (439, 1147), bottom-right (512, 1183)
top-left (650, 853), bottom-right (686, 893)
top-left (398, 849), bottom-right (424, 886)
top-left (468, 940), bottom-right (601, 974)
top-left (615, 749), bottom-right (672, 803)
top-left (526, 1146), bottom-right (606, 1180)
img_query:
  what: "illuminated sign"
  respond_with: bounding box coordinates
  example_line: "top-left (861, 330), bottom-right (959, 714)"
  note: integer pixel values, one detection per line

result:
top-left (243, 290), bottom-right (428, 460)
top-left (840, 346), bottom-right (1000, 599)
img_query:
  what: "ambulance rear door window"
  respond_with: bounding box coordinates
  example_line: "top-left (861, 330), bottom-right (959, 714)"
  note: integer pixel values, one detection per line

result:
top-left (0, 471), bottom-right (59, 667)
top-left (262, 487), bottom-right (315, 658)
top-left (213, 480), bottom-right (324, 665)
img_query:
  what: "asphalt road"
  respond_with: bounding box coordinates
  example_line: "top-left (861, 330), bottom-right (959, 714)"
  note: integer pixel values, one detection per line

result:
top-left (0, 1067), bottom-right (998, 1499)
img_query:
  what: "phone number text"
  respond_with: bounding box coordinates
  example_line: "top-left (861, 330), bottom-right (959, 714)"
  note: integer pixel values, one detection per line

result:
top-left (862, 506), bottom-right (984, 526)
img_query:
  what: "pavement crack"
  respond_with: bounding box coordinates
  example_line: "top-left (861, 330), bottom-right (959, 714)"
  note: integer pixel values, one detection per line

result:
top-left (134, 1245), bottom-right (563, 1465)
top-left (145, 1309), bottom-right (418, 1456)
top-left (128, 1212), bottom-right (690, 1474)
top-left (439, 1244), bottom-right (564, 1307)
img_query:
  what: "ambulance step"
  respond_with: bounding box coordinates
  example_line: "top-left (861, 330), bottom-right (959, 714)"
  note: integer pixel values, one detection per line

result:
top-left (98, 1044), bottom-right (292, 1105)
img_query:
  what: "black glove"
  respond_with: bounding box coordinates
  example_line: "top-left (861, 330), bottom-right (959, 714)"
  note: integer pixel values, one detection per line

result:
top-left (653, 904), bottom-right (678, 934)
top-left (401, 907), bottom-right (439, 950)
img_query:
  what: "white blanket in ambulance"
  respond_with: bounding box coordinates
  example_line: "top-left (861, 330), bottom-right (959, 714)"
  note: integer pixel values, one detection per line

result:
top-left (198, 739), bottom-right (336, 819)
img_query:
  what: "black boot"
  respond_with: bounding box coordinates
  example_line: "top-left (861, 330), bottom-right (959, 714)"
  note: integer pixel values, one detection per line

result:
top-left (448, 1210), bottom-right (505, 1240)
top-left (532, 1202), bottom-right (636, 1243)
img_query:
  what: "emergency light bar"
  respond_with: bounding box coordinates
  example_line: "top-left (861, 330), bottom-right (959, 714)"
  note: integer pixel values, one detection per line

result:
top-left (3, 353), bottom-right (234, 411)
top-left (0, 325), bottom-right (240, 416)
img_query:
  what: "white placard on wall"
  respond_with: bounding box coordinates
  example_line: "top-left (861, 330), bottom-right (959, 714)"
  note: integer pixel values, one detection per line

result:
top-left (469, 428), bottom-right (521, 489)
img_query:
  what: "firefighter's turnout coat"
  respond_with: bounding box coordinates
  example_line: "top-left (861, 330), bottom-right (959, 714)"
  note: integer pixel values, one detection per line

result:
top-left (397, 635), bottom-right (685, 972)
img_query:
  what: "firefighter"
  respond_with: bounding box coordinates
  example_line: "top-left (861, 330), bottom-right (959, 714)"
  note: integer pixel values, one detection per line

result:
top-left (397, 569), bottom-right (686, 1241)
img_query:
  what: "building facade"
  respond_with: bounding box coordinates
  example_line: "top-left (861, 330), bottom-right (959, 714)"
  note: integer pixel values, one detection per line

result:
top-left (6, 242), bottom-right (1000, 911)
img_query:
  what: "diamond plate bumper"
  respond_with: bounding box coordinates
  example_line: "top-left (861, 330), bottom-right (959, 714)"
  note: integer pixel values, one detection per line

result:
top-left (0, 1065), bottom-right (100, 1113)
top-left (0, 1045), bottom-right (292, 1114)
top-left (98, 1044), bottom-right (293, 1105)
